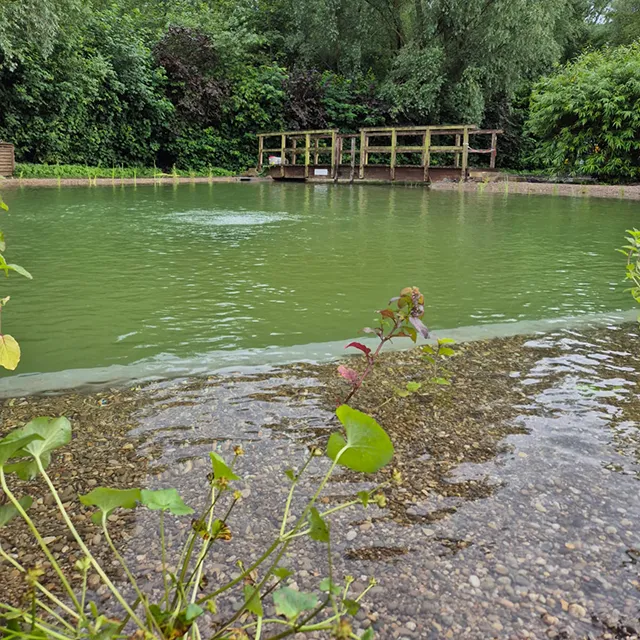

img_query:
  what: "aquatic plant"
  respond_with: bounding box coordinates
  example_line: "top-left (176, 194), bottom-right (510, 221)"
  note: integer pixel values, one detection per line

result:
top-left (0, 195), bottom-right (31, 370)
top-left (338, 286), bottom-right (430, 404)
top-left (619, 228), bottom-right (640, 305)
top-left (0, 405), bottom-right (395, 639)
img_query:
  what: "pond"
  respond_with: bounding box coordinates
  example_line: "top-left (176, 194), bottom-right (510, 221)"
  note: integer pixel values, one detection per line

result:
top-left (1, 183), bottom-right (638, 394)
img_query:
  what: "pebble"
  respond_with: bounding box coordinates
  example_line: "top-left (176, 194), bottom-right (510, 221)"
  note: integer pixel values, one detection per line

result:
top-left (534, 502), bottom-right (547, 513)
top-left (346, 530), bottom-right (357, 541)
top-left (405, 621), bottom-right (417, 631)
top-left (568, 603), bottom-right (587, 618)
top-left (542, 614), bottom-right (558, 626)
top-left (469, 575), bottom-right (481, 588)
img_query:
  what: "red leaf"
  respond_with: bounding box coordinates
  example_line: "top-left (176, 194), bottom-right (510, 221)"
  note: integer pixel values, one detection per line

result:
top-left (345, 341), bottom-right (371, 356)
top-left (378, 308), bottom-right (395, 320)
top-left (337, 365), bottom-right (360, 384)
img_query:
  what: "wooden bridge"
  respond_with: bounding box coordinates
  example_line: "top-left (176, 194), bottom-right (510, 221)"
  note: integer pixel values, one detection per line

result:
top-left (257, 125), bottom-right (501, 184)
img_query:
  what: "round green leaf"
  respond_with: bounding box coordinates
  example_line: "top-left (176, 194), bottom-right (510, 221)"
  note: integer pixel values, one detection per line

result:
top-left (326, 405), bottom-right (394, 473)
top-left (79, 487), bottom-right (142, 524)
top-left (273, 587), bottom-right (318, 621)
top-left (308, 507), bottom-right (329, 543)
top-left (140, 488), bottom-right (194, 516)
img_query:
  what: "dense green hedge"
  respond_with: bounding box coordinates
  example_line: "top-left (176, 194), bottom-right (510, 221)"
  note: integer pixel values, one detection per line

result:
top-left (526, 44), bottom-right (640, 182)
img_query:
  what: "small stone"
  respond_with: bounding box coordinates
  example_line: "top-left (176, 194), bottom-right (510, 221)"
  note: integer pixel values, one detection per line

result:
top-left (535, 502), bottom-right (547, 513)
top-left (495, 564), bottom-right (509, 575)
top-left (346, 530), bottom-right (357, 542)
top-left (568, 603), bottom-right (587, 619)
top-left (621, 519), bottom-right (632, 527)
top-left (406, 621), bottom-right (417, 631)
top-left (88, 574), bottom-right (101, 588)
top-left (469, 575), bottom-right (481, 588)
top-left (605, 526), bottom-right (617, 535)
top-left (42, 536), bottom-right (57, 545)
top-left (423, 528), bottom-right (436, 536)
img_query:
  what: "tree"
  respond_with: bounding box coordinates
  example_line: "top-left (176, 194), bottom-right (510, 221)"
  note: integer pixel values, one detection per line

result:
top-left (526, 43), bottom-right (640, 182)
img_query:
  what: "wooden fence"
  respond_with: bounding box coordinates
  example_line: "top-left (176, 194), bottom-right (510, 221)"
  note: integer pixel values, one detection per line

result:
top-left (0, 143), bottom-right (15, 177)
top-left (256, 125), bottom-right (501, 183)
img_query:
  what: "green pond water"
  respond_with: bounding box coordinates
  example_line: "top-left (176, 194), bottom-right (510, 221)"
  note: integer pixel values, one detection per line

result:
top-left (1, 182), bottom-right (638, 393)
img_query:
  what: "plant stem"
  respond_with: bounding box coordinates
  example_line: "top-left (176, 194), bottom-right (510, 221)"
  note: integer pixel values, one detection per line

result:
top-left (36, 462), bottom-right (146, 630)
top-left (160, 510), bottom-right (169, 606)
top-left (0, 469), bottom-right (81, 612)
top-left (279, 452), bottom-right (314, 537)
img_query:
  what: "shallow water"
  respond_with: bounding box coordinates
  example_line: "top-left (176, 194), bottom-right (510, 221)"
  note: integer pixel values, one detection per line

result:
top-left (1, 183), bottom-right (639, 394)
top-left (120, 323), bottom-right (640, 639)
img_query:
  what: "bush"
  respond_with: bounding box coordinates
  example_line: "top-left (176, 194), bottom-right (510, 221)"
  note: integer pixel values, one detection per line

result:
top-left (526, 44), bottom-right (640, 182)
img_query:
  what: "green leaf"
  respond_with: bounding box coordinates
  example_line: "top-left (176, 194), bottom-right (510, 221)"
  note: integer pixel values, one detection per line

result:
top-left (273, 567), bottom-right (293, 580)
top-left (184, 603), bottom-right (203, 623)
top-left (6, 418), bottom-right (71, 478)
top-left (342, 598), bottom-right (360, 616)
top-left (438, 347), bottom-right (455, 357)
top-left (140, 489), bottom-right (194, 516)
top-left (0, 231), bottom-right (5, 252)
top-left (430, 377), bottom-right (451, 386)
top-left (357, 491), bottom-right (370, 508)
top-left (79, 487), bottom-right (141, 524)
top-left (406, 381), bottom-right (422, 393)
top-left (0, 198), bottom-right (8, 212)
top-left (394, 387), bottom-right (410, 398)
top-left (361, 628), bottom-right (375, 640)
top-left (326, 405), bottom-right (394, 473)
top-left (209, 452), bottom-right (239, 481)
top-left (0, 334), bottom-right (20, 370)
top-left (421, 345), bottom-right (435, 355)
top-left (437, 338), bottom-right (456, 345)
top-left (273, 587), bottom-right (318, 621)
top-left (319, 578), bottom-right (341, 595)
top-left (243, 586), bottom-right (263, 617)
top-left (0, 430), bottom-right (43, 466)
top-left (7, 264), bottom-right (32, 280)
top-left (0, 496), bottom-right (32, 528)
top-left (308, 507), bottom-right (329, 543)
top-left (284, 468), bottom-right (295, 482)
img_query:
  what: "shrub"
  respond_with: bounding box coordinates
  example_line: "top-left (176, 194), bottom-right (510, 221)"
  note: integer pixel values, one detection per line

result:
top-left (526, 44), bottom-right (640, 182)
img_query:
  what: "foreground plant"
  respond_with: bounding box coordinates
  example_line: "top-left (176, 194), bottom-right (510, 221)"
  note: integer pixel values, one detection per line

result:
top-left (0, 405), bottom-right (396, 639)
top-left (0, 195), bottom-right (32, 371)
top-left (619, 228), bottom-right (640, 306)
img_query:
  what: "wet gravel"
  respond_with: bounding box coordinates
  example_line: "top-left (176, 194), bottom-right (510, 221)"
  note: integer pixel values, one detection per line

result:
top-left (1, 323), bottom-right (639, 639)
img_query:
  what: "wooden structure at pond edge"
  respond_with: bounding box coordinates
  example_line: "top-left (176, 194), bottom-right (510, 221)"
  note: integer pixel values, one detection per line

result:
top-left (0, 143), bottom-right (15, 177)
top-left (257, 125), bottom-right (502, 184)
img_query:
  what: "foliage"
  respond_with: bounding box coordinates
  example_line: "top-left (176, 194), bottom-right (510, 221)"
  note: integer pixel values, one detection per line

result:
top-left (619, 229), bottom-right (640, 305)
top-left (526, 44), bottom-right (640, 182)
top-left (607, 0), bottom-right (640, 45)
top-left (338, 286), bottom-right (430, 404)
top-left (14, 163), bottom-right (233, 179)
top-left (0, 406), bottom-right (396, 639)
top-left (0, 195), bottom-right (30, 371)
top-left (422, 338), bottom-right (456, 386)
top-left (0, 0), bottom-right (609, 172)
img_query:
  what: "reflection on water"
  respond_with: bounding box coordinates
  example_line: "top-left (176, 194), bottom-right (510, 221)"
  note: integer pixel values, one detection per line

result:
top-left (119, 323), bottom-right (640, 639)
top-left (1, 183), bottom-right (638, 384)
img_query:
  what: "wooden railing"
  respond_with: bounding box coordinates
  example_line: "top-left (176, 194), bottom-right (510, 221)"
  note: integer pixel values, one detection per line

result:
top-left (256, 125), bottom-right (502, 182)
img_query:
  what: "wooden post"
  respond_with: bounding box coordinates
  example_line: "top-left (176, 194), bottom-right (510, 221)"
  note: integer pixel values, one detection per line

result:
top-left (280, 133), bottom-right (286, 178)
top-left (350, 137), bottom-right (356, 182)
top-left (331, 130), bottom-right (337, 180)
top-left (257, 136), bottom-right (263, 172)
top-left (423, 129), bottom-right (431, 182)
top-left (314, 138), bottom-right (319, 165)
top-left (305, 133), bottom-right (311, 179)
top-left (359, 130), bottom-right (366, 179)
top-left (461, 127), bottom-right (469, 181)
top-left (390, 128), bottom-right (397, 181)
top-left (490, 132), bottom-right (497, 169)
top-left (454, 134), bottom-right (461, 168)
top-left (292, 138), bottom-right (297, 166)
